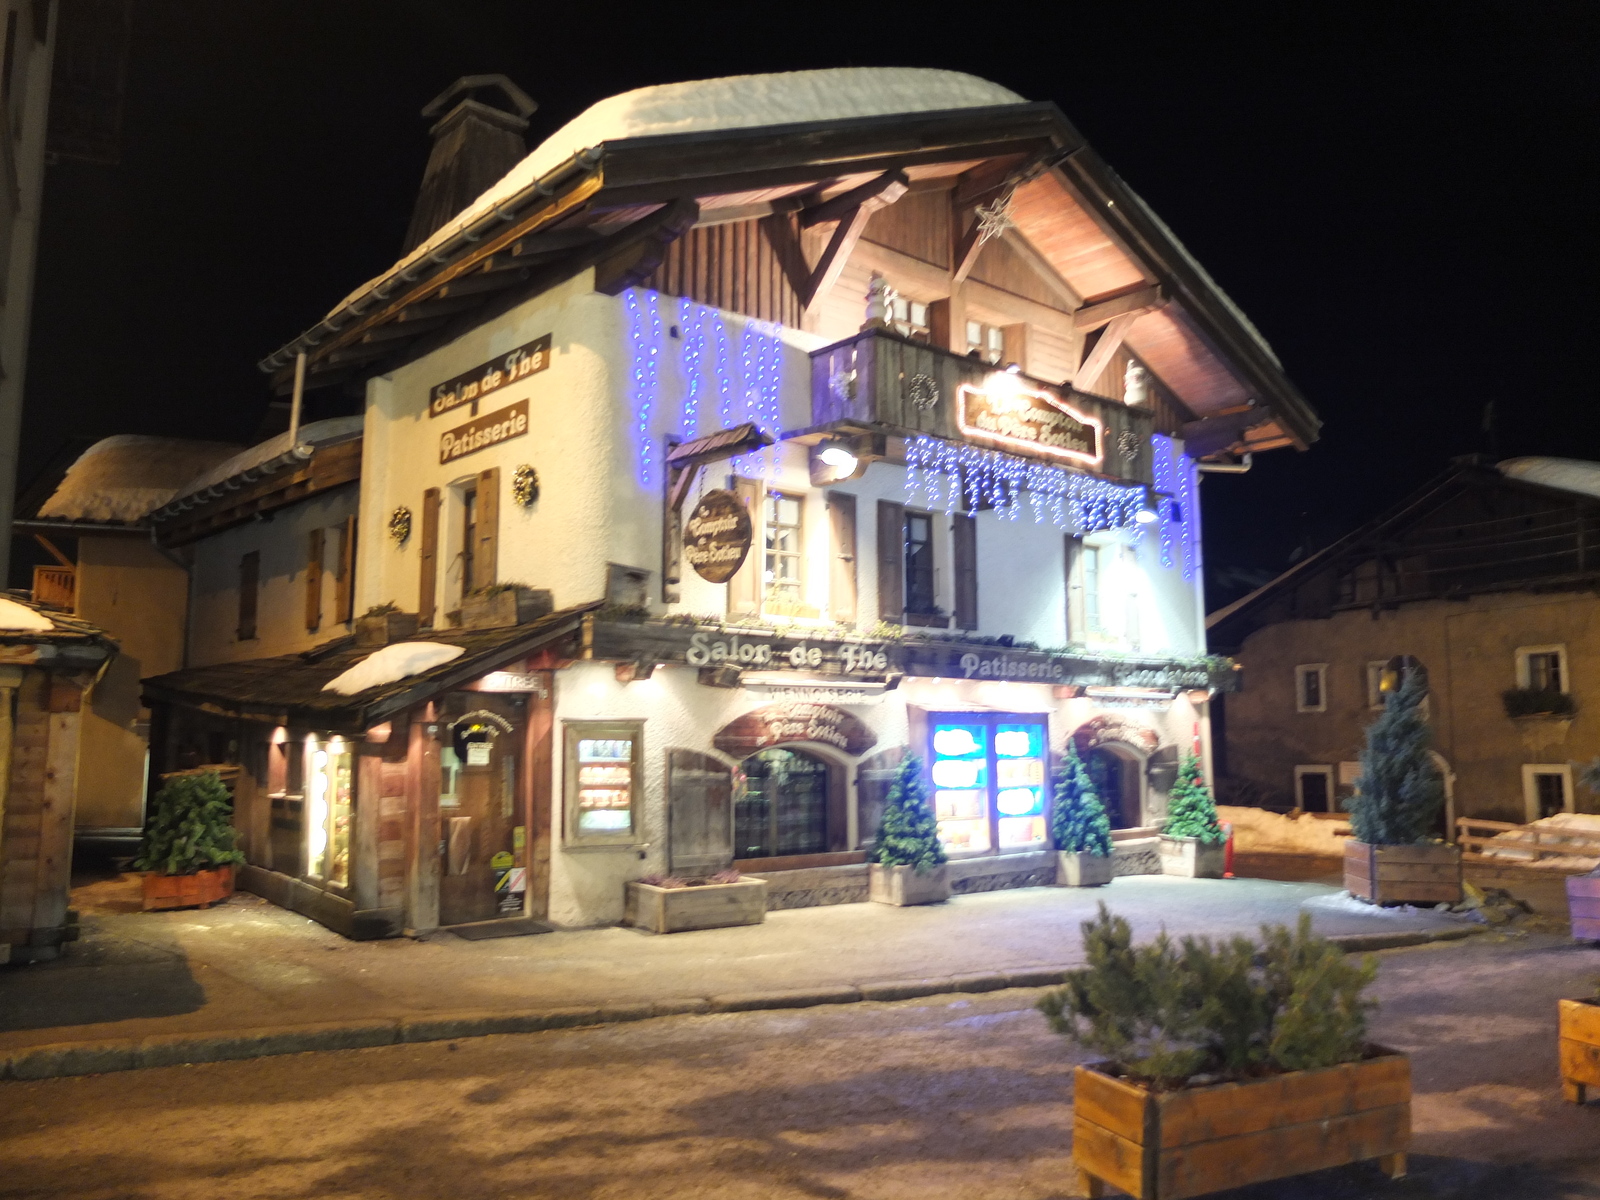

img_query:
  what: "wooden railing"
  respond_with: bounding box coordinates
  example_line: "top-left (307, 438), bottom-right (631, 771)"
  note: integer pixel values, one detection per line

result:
top-left (1456, 816), bottom-right (1600, 863)
top-left (31, 565), bottom-right (75, 610)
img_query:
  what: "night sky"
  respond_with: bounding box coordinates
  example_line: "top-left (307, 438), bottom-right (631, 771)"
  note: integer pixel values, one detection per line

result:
top-left (25, 1), bottom-right (1600, 610)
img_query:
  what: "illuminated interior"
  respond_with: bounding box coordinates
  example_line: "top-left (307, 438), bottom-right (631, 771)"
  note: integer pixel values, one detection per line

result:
top-left (305, 735), bottom-right (352, 886)
top-left (930, 714), bottom-right (1049, 854)
top-left (576, 737), bottom-right (634, 832)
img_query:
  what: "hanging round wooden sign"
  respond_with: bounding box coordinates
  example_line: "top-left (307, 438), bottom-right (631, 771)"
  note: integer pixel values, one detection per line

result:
top-left (684, 489), bottom-right (753, 584)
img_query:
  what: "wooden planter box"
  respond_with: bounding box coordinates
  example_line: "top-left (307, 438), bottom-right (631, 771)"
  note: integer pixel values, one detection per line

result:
top-left (623, 877), bottom-right (766, 933)
top-left (1344, 840), bottom-right (1462, 905)
top-left (1159, 836), bottom-right (1225, 879)
top-left (869, 862), bottom-right (951, 906)
top-left (356, 610), bottom-right (419, 646)
top-left (1568, 874), bottom-right (1600, 942)
top-left (1073, 1049), bottom-right (1411, 1199)
top-left (1560, 998), bottom-right (1600, 1104)
top-left (142, 866), bottom-right (235, 912)
top-left (1058, 850), bottom-right (1114, 887)
top-left (459, 586), bottom-right (553, 630)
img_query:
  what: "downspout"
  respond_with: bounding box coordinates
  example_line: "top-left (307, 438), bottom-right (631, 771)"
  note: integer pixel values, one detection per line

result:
top-left (1197, 453), bottom-right (1253, 476)
top-left (288, 351), bottom-right (306, 446)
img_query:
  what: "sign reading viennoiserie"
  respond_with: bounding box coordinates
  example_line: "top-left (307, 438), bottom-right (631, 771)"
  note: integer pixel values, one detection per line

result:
top-left (429, 334), bottom-right (552, 418)
top-left (440, 399), bottom-right (529, 465)
top-left (683, 489), bottom-right (753, 583)
top-left (957, 382), bottom-right (1101, 466)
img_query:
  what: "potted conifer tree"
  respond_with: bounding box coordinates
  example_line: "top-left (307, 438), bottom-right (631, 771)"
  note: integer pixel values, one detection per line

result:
top-left (1053, 744), bottom-right (1113, 886)
top-left (1343, 671), bottom-right (1462, 905)
top-left (869, 754), bottom-right (951, 906)
top-left (1159, 755), bottom-right (1226, 878)
top-left (135, 771), bottom-right (246, 911)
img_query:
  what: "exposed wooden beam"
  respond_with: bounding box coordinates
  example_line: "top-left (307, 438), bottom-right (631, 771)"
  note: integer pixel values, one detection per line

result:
top-left (359, 317), bottom-right (450, 344)
top-left (1074, 310), bottom-right (1141, 390)
top-left (435, 269), bottom-right (529, 299)
top-left (951, 213), bottom-right (986, 286)
top-left (759, 212), bottom-right (811, 301)
top-left (800, 173), bottom-right (908, 310)
top-left (593, 198), bottom-right (700, 295)
top-left (1073, 283), bottom-right (1166, 332)
top-left (394, 294), bottom-right (487, 323)
top-left (32, 534), bottom-right (73, 569)
top-left (799, 170), bottom-right (909, 228)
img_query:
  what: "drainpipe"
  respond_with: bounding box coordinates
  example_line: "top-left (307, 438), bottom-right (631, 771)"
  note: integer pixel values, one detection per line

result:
top-left (1197, 453), bottom-right (1253, 475)
top-left (288, 351), bottom-right (307, 447)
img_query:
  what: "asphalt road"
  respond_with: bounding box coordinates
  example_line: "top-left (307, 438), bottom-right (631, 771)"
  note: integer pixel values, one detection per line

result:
top-left (2, 931), bottom-right (1598, 1200)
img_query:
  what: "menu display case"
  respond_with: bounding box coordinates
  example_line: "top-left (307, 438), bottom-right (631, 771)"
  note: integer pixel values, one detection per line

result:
top-left (928, 713), bottom-right (1049, 855)
top-left (564, 720), bottom-right (643, 846)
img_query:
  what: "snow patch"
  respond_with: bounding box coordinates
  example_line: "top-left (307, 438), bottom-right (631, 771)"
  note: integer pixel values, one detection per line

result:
top-left (1300, 891), bottom-right (1457, 921)
top-left (321, 642), bottom-right (464, 696)
top-left (0, 597), bottom-right (56, 632)
top-left (1217, 805), bottom-right (1349, 856)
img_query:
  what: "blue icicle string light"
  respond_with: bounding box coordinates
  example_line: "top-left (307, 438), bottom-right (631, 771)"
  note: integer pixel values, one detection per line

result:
top-left (1150, 434), bottom-right (1200, 579)
top-left (904, 436), bottom-right (1144, 533)
top-left (624, 289), bottom-right (657, 488)
top-left (1150, 434), bottom-right (1178, 569)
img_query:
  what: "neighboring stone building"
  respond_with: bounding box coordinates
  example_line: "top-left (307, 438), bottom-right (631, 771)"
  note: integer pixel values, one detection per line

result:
top-left (1208, 456), bottom-right (1600, 830)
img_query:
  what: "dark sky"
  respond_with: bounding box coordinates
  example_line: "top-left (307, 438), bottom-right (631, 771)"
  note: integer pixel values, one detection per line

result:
top-left (26, 1), bottom-right (1600, 608)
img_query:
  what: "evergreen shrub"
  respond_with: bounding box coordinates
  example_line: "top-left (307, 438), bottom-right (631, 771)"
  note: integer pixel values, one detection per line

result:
top-left (871, 755), bottom-right (947, 875)
top-left (1346, 672), bottom-right (1444, 844)
top-left (1051, 744), bottom-right (1112, 856)
top-left (1164, 755), bottom-right (1225, 844)
top-left (1038, 904), bottom-right (1377, 1087)
top-left (134, 772), bottom-right (246, 877)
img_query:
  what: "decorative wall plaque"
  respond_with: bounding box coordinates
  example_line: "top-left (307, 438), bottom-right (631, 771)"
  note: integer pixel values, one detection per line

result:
top-left (713, 702), bottom-right (878, 758)
top-left (683, 489), bottom-right (753, 584)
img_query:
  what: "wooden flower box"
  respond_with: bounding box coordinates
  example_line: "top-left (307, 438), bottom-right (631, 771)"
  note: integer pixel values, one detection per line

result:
top-left (1058, 850), bottom-right (1114, 887)
top-left (1159, 836), bottom-right (1225, 879)
top-left (623, 877), bottom-right (766, 934)
top-left (459, 586), bottom-right (553, 630)
top-left (1072, 1049), bottom-right (1411, 1199)
top-left (1343, 840), bottom-right (1462, 906)
top-left (869, 862), bottom-right (951, 906)
top-left (1568, 873), bottom-right (1600, 942)
top-left (141, 866), bottom-right (235, 912)
top-left (1559, 998), bottom-right (1600, 1104)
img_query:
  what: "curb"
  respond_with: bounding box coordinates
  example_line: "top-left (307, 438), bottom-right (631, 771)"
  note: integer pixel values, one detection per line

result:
top-left (0, 927), bottom-right (1481, 1082)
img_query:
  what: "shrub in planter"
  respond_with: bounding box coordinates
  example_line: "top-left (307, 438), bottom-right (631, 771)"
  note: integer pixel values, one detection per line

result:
top-left (1043, 905), bottom-right (1406, 1198)
top-left (1052, 744), bottom-right (1113, 887)
top-left (134, 772), bottom-right (245, 911)
top-left (1343, 672), bottom-right (1461, 905)
top-left (1160, 756), bottom-right (1226, 879)
top-left (1502, 687), bottom-right (1576, 719)
top-left (869, 755), bottom-right (950, 906)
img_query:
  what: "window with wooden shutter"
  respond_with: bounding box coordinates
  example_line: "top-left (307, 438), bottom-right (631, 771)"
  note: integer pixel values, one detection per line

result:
top-left (727, 476), bottom-right (763, 616)
top-left (952, 513), bottom-right (977, 631)
top-left (419, 488), bottom-right (441, 628)
top-left (334, 515), bottom-right (355, 624)
top-left (826, 491), bottom-right (857, 625)
top-left (876, 499), bottom-right (905, 622)
top-left (304, 528), bottom-right (324, 632)
top-left (1064, 535), bottom-right (1084, 643)
top-left (667, 749), bottom-right (734, 875)
top-left (237, 551), bottom-right (259, 641)
top-left (475, 466), bottom-right (500, 592)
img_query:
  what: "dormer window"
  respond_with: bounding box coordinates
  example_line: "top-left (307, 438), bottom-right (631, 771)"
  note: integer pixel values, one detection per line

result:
top-left (965, 320), bottom-right (1005, 364)
top-left (890, 296), bottom-right (929, 341)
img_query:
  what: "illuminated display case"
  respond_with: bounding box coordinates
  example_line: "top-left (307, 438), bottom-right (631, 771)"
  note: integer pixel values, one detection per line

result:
top-left (564, 720), bottom-right (643, 847)
top-left (928, 713), bottom-right (1049, 855)
top-left (306, 736), bottom-right (353, 889)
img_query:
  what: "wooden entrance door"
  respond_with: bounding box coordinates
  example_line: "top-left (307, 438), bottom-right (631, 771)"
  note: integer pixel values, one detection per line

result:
top-left (438, 693), bottom-right (526, 926)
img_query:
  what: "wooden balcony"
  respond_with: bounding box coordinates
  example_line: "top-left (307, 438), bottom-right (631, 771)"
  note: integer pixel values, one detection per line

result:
top-left (32, 565), bottom-right (75, 611)
top-left (808, 327), bottom-right (1155, 487)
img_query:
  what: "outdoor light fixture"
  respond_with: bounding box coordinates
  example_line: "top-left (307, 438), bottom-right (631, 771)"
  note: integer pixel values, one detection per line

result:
top-left (818, 443), bottom-right (857, 473)
top-left (1135, 505), bottom-right (1159, 524)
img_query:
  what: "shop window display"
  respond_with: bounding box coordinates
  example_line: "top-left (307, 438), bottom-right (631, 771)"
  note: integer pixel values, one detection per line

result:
top-left (929, 714), bottom-right (1049, 854)
top-left (735, 747), bottom-right (829, 859)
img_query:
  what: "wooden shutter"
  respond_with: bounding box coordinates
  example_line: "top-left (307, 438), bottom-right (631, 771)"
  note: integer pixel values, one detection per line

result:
top-left (952, 513), bottom-right (978, 631)
top-left (727, 476), bottom-right (763, 616)
top-left (667, 749), bottom-right (734, 874)
top-left (304, 528), bottom-right (324, 632)
top-left (876, 499), bottom-right (905, 623)
top-left (334, 515), bottom-right (355, 624)
top-left (826, 491), bottom-right (857, 625)
top-left (474, 467), bottom-right (500, 592)
top-left (237, 551), bottom-right (259, 641)
top-left (419, 488), bottom-right (441, 628)
top-left (1064, 535), bottom-right (1083, 643)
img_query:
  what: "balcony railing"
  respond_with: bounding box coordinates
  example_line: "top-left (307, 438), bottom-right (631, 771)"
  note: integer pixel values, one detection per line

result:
top-left (32, 566), bottom-right (75, 611)
top-left (809, 327), bottom-right (1155, 487)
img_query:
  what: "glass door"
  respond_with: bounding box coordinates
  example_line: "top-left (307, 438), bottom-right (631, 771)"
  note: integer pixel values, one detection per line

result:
top-left (928, 713), bottom-right (1049, 855)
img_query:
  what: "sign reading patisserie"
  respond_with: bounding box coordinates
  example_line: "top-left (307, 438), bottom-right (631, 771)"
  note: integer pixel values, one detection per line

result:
top-left (429, 334), bottom-right (552, 418)
top-left (440, 399), bottom-right (528, 465)
top-left (957, 382), bottom-right (1101, 465)
top-left (683, 489), bottom-right (753, 583)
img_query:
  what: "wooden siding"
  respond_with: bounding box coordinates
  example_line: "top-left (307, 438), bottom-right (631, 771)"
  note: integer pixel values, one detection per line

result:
top-left (969, 234), bottom-right (1072, 314)
top-left (862, 188), bottom-right (951, 269)
top-left (644, 218), bottom-right (802, 327)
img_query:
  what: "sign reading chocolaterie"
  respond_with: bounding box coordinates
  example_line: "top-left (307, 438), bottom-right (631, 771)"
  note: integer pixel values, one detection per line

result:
top-left (429, 334), bottom-right (552, 418)
top-left (440, 399), bottom-right (529, 465)
top-left (713, 702), bottom-right (877, 757)
top-left (683, 489), bottom-right (753, 583)
top-left (957, 382), bottom-right (1101, 466)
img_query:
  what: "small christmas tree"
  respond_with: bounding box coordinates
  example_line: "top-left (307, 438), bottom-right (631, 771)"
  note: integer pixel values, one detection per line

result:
top-left (872, 754), bottom-right (947, 874)
top-left (134, 771), bottom-right (246, 876)
top-left (1051, 744), bottom-right (1112, 856)
top-left (1165, 754), bottom-right (1225, 844)
top-left (1347, 671), bottom-right (1443, 844)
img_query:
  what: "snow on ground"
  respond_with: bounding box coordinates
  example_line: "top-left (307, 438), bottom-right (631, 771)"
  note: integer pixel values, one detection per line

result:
top-left (1300, 890), bottom-right (1458, 920)
top-left (0, 597), bottom-right (56, 632)
top-left (1218, 805), bottom-right (1349, 855)
top-left (322, 642), bottom-right (464, 696)
top-left (1478, 812), bottom-right (1600, 871)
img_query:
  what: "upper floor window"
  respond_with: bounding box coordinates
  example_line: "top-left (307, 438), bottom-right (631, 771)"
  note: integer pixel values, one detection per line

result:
top-left (763, 491), bottom-right (803, 606)
top-left (1365, 661), bottom-right (1387, 710)
top-left (889, 296), bottom-right (929, 341)
top-left (905, 511), bottom-right (936, 615)
top-left (1295, 664), bottom-right (1327, 713)
top-left (1083, 544), bottom-right (1102, 633)
top-left (1516, 644), bottom-right (1567, 693)
top-left (965, 320), bottom-right (1005, 365)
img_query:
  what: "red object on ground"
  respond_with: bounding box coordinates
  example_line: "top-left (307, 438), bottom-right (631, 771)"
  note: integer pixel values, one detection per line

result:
top-left (1223, 822), bottom-right (1235, 878)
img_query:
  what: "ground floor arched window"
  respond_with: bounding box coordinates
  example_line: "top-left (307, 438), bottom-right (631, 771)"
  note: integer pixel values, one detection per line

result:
top-left (734, 747), bottom-right (830, 859)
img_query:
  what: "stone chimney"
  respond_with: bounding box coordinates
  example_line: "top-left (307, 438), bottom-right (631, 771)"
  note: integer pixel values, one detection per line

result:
top-left (402, 74), bottom-right (536, 254)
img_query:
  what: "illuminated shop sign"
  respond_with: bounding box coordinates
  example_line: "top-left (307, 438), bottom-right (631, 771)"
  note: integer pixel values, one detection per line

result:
top-left (957, 381), bottom-right (1101, 467)
top-left (930, 714), bottom-right (1049, 854)
top-left (429, 334), bottom-right (552, 418)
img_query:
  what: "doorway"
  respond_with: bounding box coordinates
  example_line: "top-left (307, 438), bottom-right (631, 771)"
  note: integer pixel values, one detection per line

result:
top-left (438, 693), bottom-right (527, 926)
top-left (734, 747), bottom-right (830, 859)
top-left (1085, 744), bottom-right (1143, 829)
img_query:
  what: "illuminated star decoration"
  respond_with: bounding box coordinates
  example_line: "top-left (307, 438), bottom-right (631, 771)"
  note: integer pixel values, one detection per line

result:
top-left (974, 192), bottom-right (1016, 245)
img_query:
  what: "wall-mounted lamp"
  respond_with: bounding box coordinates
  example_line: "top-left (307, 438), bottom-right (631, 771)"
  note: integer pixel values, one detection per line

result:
top-left (1134, 505), bottom-right (1159, 525)
top-left (817, 444), bottom-right (858, 474)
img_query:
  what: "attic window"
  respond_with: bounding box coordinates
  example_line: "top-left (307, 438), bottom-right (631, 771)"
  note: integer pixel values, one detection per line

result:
top-left (965, 320), bottom-right (1004, 364)
top-left (890, 296), bottom-right (929, 341)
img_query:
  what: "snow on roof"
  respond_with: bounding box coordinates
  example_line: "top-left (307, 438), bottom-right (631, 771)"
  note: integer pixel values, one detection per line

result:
top-left (351, 68), bottom-right (1025, 308)
top-left (0, 595), bottom-right (56, 632)
top-left (37, 435), bottom-right (244, 525)
top-left (1498, 457), bottom-right (1600, 502)
top-left (321, 641), bottom-right (465, 696)
top-left (172, 415), bottom-right (364, 501)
